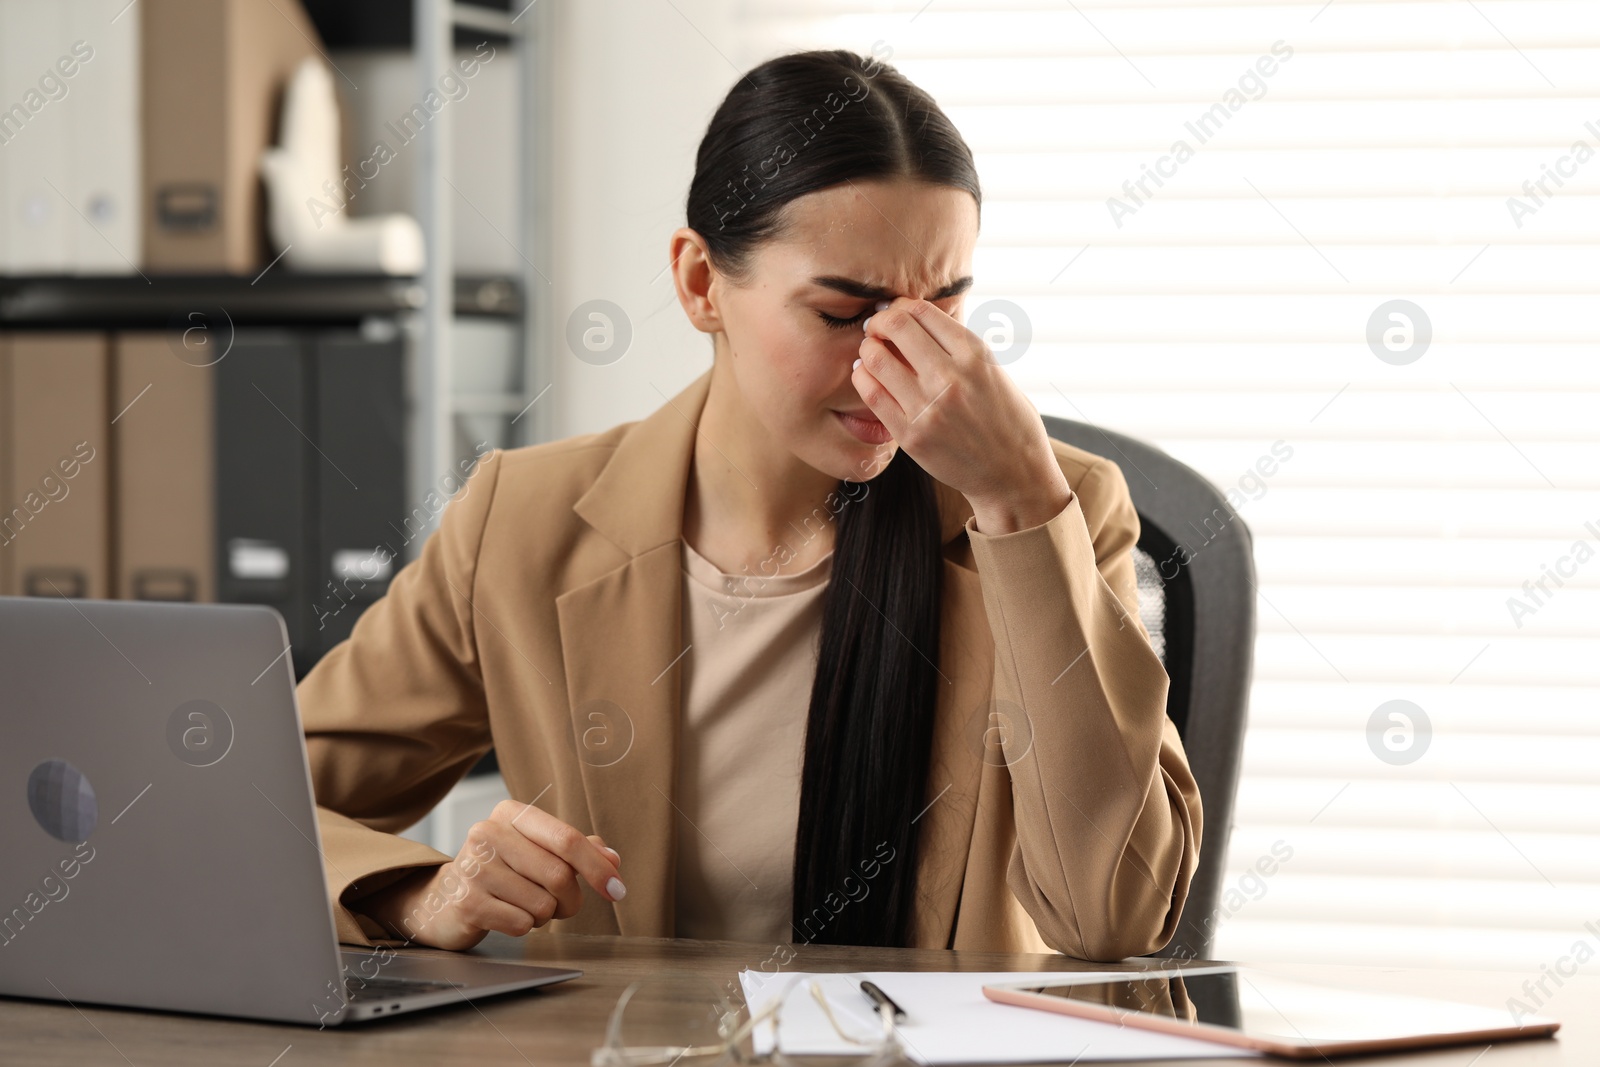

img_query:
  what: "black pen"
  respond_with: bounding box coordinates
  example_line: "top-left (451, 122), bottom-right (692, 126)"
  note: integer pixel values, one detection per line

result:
top-left (859, 979), bottom-right (908, 1022)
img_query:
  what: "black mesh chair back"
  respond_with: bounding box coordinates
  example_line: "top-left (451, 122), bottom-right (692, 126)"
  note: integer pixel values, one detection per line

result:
top-left (1042, 415), bottom-right (1256, 961)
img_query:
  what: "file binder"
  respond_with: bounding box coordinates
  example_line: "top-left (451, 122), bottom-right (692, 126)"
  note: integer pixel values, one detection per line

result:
top-left (214, 331), bottom-right (313, 672)
top-left (311, 333), bottom-right (406, 657)
top-left (68, 0), bottom-right (142, 274)
top-left (0, 1), bottom-right (72, 273)
top-left (112, 333), bottom-right (214, 602)
top-left (2, 334), bottom-right (111, 599)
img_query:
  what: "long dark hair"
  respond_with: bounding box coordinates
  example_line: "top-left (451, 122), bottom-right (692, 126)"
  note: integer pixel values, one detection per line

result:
top-left (684, 49), bottom-right (981, 946)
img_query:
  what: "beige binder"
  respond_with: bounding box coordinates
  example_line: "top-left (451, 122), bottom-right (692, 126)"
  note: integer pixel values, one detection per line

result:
top-left (113, 334), bottom-right (215, 601)
top-left (2, 334), bottom-right (111, 599)
top-left (0, 335), bottom-right (11, 595)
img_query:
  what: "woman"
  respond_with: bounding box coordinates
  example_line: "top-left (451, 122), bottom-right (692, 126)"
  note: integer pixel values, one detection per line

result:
top-left (299, 48), bottom-right (1200, 961)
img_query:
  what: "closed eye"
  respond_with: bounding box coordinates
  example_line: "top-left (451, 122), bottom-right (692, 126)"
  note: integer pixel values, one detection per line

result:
top-left (816, 308), bottom-right (872, 331)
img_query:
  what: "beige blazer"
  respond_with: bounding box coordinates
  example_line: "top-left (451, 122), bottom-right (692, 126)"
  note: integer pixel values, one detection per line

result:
top-left (299, 368), bottom-right (1202, 960)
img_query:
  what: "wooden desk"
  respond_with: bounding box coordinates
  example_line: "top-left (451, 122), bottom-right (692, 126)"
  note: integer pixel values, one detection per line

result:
top-left (1, 934), bottom-right (1584, 1065)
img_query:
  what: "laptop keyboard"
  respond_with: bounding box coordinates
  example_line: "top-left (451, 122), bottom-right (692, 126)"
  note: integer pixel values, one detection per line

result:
top-left (345, 975), bottom-right (463, 1001)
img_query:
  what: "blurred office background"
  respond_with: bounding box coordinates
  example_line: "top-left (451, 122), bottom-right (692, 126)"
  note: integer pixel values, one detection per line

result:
top-left (0, 0), bottom-right (1596, 977)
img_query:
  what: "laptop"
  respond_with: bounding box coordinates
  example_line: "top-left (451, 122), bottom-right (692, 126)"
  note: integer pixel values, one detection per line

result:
top-left (0, 596), bottom-right (580, 1026)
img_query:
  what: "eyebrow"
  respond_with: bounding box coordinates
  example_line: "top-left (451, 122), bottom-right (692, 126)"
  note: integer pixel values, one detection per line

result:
top-left (809, 274), bottom-right (974, 301)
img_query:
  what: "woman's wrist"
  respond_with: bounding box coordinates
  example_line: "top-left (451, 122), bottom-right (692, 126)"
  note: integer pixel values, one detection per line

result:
top-left (967, 471), bottom-right (1074, 536)
top-left (346, 864), bottom-right (444, 942)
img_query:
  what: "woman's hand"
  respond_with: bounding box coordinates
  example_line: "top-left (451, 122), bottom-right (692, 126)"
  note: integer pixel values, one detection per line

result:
top-left (852, 297), bottom-right (1073, 534)
top-left (355, 800), bottom-right (625, 951)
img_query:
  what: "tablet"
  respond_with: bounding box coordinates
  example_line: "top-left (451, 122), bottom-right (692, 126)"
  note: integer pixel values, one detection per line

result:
top-left (983, 965), bottom-right (1560, 1060)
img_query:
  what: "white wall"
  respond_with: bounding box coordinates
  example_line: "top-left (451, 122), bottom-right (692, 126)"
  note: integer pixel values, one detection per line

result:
top-left (544, 0), bottom-right (744, 439)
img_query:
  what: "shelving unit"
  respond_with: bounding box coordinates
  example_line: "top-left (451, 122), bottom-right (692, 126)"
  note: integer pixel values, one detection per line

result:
top-left (4, 0), bottom-right (551, 554)
top-left (410, 0), bottom-right (554, 534)
top-left (405, 0), bottom-right (547, 846)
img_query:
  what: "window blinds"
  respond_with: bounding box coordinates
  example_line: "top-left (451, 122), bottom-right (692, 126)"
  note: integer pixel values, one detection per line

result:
top-left (729, 0), bottom-right (1600, 972)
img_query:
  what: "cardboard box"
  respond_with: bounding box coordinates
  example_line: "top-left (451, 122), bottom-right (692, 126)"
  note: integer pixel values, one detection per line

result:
top-left (141, 0), bottom-right (324, 272)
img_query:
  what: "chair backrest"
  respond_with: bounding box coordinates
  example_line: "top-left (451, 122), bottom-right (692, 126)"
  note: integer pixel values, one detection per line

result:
top-left (1042, 415), bottom-right (1255, 962)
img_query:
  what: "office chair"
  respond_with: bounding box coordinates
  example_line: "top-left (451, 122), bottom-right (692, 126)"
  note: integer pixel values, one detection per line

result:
top-left (1041, 415), bottom-right (1256, 963)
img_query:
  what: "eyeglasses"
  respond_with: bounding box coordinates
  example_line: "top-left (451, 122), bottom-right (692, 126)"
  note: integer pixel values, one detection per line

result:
top-left (592, 970), bottom-right (907, 1067)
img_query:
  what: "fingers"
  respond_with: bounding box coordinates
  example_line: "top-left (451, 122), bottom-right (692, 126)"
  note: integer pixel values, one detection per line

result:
top-left (855, 333), bottom-right (918, 411)
top-left (588, 834), bottom-right (621, 867)
top-left (433, 802), bottom-right (628, 946)
top-left (862, 297), bottom-right (948, 375)
top-left (492, 800), bottom-right (625, 902)
top-left (897, 296), bottom-right (973, 355)
top-left (462, 886), bottom-right (540, 938)
top-left (476, 862), bottom-right (566, 929)
top-left (851, 349), bottom-right (909, 430)
top-left (474, 818), bottom-right (593, 916)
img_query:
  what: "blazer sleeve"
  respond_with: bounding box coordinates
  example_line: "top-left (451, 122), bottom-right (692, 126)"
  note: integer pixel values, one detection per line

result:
top-left (963, 453), bottom-right (1203, 961)
top-left (296, 453), bottom-right (504, 945)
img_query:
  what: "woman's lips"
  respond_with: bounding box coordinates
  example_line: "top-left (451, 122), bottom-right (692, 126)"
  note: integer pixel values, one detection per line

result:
top-left (833, 409), bottom-right (892, 445)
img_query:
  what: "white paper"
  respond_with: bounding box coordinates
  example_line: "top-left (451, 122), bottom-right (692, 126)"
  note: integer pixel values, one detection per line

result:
top-left (738, 970), bottom-right (1259, 1064)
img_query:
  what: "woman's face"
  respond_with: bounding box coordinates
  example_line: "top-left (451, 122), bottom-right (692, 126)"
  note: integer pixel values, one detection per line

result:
top-left (705, 178), bottom-right (979, 483)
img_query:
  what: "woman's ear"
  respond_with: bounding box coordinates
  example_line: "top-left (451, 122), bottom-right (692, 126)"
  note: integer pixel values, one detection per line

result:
top-left (669, 227), bottom-right (724, 335)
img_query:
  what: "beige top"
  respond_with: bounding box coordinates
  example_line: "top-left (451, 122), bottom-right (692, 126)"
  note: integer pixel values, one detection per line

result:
top-left (672, 536), bottom-right (834, 943)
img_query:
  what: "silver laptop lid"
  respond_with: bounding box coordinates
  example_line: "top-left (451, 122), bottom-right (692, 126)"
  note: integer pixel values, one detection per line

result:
top-left (0, 597), bottom-right (344, 1024)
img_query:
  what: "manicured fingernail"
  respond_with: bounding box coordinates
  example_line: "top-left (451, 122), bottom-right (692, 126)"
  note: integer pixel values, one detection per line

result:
top-left (606, 877), bottom-right (627, 901)
top-left (603, 846), bottom-right (620, 864)
top-left (861, 316), bottom-right (873, 332)
top-left (873, 300), bottom-right (890, 311)
top-left (852, 357), bottom-right (862, 370)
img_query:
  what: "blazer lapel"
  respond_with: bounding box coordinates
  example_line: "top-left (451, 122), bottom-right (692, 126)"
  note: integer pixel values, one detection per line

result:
top-left (555, 370), bottom-right (713, 937)
top-left (908, 482), bottom-right (992, 947)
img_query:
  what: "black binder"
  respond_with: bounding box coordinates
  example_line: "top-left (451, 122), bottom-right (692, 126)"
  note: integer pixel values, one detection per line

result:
top-left (215, 331), bottom-right (314, 676)
top-left (311, 332), bottom-right (406, 660)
